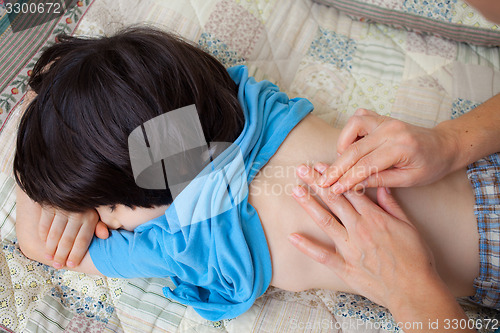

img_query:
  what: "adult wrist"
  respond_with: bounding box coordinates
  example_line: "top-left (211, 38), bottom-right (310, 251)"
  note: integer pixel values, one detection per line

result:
top-left (386, 267), bottom-right (439, 308)
top-left (434, 119), bottom-right (466, 172)
top-left (387, 271), bottom-right (467, 331)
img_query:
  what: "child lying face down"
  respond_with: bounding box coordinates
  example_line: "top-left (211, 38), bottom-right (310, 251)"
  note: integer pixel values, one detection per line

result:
top-left (15, 27), bottom-right (487, 320)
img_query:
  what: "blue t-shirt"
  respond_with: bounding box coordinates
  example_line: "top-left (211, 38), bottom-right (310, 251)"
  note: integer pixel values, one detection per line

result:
top-left (88, 65), bottom-right (314, 320)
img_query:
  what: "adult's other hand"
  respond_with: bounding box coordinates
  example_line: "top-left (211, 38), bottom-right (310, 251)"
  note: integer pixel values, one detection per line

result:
top-left (315, 109), bottom-right (460, 194)
top-left (290, 165), bottom-right (472, 332)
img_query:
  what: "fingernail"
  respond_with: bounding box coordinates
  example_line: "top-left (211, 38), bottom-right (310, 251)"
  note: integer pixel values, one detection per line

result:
top-left (45, 254), bottom-right (53, 260)
top-left (67, 261), bottom-right (74, 268)
top-left (314, 163), bottom-right (328, 174)
top-left (385, 187), bottom-right (391, 194)
top-left (288, 234), bottom-right (301, 244)
top-left (297, 165), bottom-right (309, 176)
top-left (53, 262), bottom-right (62, 269)
top-left (332, 183), bottom-right (343, 194)
top-left (353, 183), bottom-right (364, 192)
top-left (292, 186), bottom-right (306, 197)
top-left (317, 175), bottom-right (327, 186)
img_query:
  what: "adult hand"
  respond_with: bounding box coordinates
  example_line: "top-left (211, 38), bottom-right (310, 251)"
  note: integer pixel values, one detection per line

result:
top-left (289, 165), bottom-right (472, 332)
top-left (39, 207), bottom-right (109, 269)
top-left (315, 109), bottom-right (460, 194)
top-left (290, 164), bottom-right (436, 308)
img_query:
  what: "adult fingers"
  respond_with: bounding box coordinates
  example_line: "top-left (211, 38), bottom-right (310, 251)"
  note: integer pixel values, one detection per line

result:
top-left (66, 220), bottom-right (96, 267)
top-left (44, 213), bottom-right (69, 260)
top-left (317, 129), bottom-right (384, 188)
top-left (343, 189), bottom-right (384, 217)
top-left (291, 184), bottom-right (349, 246)
top-left (331, 149), bottom-right (396, 194)
top-left (376, 187), bottom-right (409, 222)
top-left (39, 207), bottom-right (55, 243)
top-left (296, 165), bottom-right (359, 233)
top-left (361, 168), bottom-right (415, 188)
top-left (336, 113), bottom-right (383, 155)
top-left (288, 233), bottom-right (345, 272)
top-left (354, 108), bottom-right (378, 117)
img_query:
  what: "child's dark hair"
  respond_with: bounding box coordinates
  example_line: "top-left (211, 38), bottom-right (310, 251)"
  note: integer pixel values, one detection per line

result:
top-left (14, 26), bottom-right (244, 212)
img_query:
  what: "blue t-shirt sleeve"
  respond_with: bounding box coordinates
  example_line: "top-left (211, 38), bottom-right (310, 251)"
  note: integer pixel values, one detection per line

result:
top-left (88, 217), bottom-right (173, 278)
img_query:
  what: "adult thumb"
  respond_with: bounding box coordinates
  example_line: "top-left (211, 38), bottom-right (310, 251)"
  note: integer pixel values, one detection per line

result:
top-left (376, 187), bottom-right (408, 222)
top-left (363, 169), bottom-right (412, 188)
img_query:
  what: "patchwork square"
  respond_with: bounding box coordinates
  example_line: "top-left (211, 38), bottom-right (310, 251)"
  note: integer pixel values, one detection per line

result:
top-left (334, 74), bottom-right (399, 127)
top-left (64, 314), bottom-right (106, 333)
top-left (291, 58), bottom-right (351, 124)
top-left (351, 26), bottom-right (405, 81)
top-left (407, 32), bottom-right (457, 59)
top-left (205, 0), bottom-right (264, 58)
top-left (391, 76), bottom-right (452, 127)
top-left (198, 32), bottom-right (246, 67)
top-left (403, 0), bottom-right (457, 22)
top-left (456, 43), bottom-right (500, 70)
top-left (451, 98), bottom-right (480, 119)
top-left (307, 27), bottom-right (357, 70)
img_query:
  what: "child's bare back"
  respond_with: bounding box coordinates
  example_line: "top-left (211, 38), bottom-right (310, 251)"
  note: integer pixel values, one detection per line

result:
top-left (249, 114), bottom-right (478, 297)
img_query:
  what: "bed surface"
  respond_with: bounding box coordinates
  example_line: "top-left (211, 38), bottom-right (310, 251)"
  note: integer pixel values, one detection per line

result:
top-left (1, 0), bottom-right (499, 331)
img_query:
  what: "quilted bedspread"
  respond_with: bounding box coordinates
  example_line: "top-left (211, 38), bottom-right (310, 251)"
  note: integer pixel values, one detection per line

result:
top-left (1, 0), bottom-right (500, 332)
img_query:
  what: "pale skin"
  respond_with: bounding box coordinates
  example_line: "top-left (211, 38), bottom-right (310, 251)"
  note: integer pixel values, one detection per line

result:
top-left (289, 93), bottom-right (500, 332)
top-left (17, 114), bottom-right (479, 331)
top-left (37, 208), bottom-right (108, 268)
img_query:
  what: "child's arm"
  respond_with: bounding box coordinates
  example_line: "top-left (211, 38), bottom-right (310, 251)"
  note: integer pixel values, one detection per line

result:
top-left (16, 185), bottom-right (102, 275)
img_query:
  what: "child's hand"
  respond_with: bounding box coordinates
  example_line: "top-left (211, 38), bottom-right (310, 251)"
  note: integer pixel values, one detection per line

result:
top-left (39, 207), bottom-right (109, 269)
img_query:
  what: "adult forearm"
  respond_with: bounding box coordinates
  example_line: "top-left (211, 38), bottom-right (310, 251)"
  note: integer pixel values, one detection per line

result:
top-left (389, 274), bottom-right (474, 333)
top-left (438, 93), bottom-right (500, 171)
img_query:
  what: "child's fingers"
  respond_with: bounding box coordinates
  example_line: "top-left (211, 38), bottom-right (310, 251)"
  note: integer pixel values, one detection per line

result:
top-left (95, 221), bottom-right (110, 239)
top-left (51, 219), bottom-right (82, 269)
top-left (44, 213), bottom-right (69, 261)
top-left (39, 207), bottom-right (55, 243)
top-left (66, 221), bottom-right (96, 267)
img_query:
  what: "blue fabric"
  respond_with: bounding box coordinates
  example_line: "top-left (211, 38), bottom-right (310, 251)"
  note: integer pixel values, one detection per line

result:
top-left (88, 65), bottom-right (314, 320)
